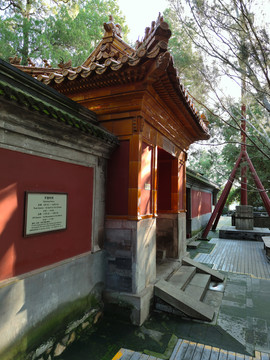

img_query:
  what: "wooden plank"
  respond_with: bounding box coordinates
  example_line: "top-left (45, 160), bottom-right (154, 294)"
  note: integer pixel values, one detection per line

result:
top-left (113, 348), bottom-right (134, 360)
top-left (227, 351), bottom-right (236, 360)
top-left (169, 339), bottom-right (183, 360)
top-left (260, 353), bottom-right (270, 360)
top-left (192, 343), bottom-right (205, 360)
top-left (201, 345), bottom-right (212, 360)
top-left (182, 341), bottom-right (197, 360)
top-left (209, 347), bottom-right (221, 360)
top-left (173, 339), bottom-right (189, 360)
top-left (196, 238), bottom-right (270, 279)
top-left (235, 352), bottom-right (245, 359)
top-left (218, 349), bottom-right (228, 360)
top-left (138, 354), bottom-right (150, 359)
top-left (130, 352), bottom-right (142, 360)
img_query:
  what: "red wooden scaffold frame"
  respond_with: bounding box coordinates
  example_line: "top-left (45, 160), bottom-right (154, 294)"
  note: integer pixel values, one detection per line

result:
top-left (202, 103), bottom-right (270, 239)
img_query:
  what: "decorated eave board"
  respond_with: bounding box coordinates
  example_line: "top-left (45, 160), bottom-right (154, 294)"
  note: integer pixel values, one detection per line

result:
top-left (10, 14), bottom-right (210, 147)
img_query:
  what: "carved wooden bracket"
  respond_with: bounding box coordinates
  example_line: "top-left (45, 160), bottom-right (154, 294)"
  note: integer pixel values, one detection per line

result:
top-left (132, 116), bottom-right (144, 133)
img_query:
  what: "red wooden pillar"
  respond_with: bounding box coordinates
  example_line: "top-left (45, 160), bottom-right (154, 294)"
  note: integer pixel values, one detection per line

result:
top-left (171, 157), bottom-right (179, 212)
top-left (243, 151), bottom-right (270, 216)
top-left (152, 146), bottom-right (158, 217)
top-left (241, 103), bottom-right (248, 205)
top-left (128, 134), bottom-right (141, 219)
top-left (178, 152), bottom-right (186, 211)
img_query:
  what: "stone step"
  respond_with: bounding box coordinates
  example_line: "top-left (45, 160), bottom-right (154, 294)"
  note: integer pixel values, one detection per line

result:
top-left (184, 273), bottom-right (211, 301)
top-left (168, 266), bottom-right (196, 290)
top-left (187, 240), bottom-right (201, 249)
top-left (154, 280), bottom-right (215, 322)
top-left (182, 257), bottom-right (225, 282)
top-left (219, 225), bottom-right (270, 241)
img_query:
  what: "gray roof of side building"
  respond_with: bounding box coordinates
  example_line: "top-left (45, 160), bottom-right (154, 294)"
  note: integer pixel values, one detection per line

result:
top-left (0, 59), bottom-right (118, 146)
top-left (186, 167), bottom-right (220, 191)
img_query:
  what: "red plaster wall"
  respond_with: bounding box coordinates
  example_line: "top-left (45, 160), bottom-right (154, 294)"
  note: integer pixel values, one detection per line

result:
top-left (140, 143), bottom-right (152, 215)
top-left (0, 148), bottom-right (93, 281)
top-left (191, 189), bottom-right (212, 218)
top-left (106, 140), bottom-right (129, 215)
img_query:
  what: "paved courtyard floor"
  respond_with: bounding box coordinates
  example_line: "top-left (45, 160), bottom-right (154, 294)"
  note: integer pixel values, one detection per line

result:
top-left (62, 218), bottom-right (270, 360)
top-left (195, 237), bottom-right (270, 355)
top-left (196, 238), bottom-right (270, 278)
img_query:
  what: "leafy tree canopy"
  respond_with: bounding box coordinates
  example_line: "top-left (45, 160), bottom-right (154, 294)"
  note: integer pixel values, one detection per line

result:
top-left (167, 0), bottom-right (270, 206)
top-left (164, 7), bottom-right (211, 105)
top-left (0, 0), bottom-right (128, 66)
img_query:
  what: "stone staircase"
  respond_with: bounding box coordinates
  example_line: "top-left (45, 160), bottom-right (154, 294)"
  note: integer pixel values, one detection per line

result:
top-left (154, 257), bottom-right (225, 322)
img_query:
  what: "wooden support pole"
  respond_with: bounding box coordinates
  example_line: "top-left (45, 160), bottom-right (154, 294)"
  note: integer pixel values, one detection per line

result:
top-left (241, 103), bottom-right (248, 205)
top-left (243, 151), bottom-right (270, 216)
top-left (202, 151), bottom-right (244, 239)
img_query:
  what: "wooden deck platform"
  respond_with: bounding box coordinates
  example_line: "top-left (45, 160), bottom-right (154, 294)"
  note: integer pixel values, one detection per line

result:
top-left (113, 339), bottom-right (270, 359)
top-left (195, 239), bottom-right (270, 278)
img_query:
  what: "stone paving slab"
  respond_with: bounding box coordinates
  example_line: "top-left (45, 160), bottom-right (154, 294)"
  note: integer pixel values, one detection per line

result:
top-left (195, 239), bottom-right (270, 355)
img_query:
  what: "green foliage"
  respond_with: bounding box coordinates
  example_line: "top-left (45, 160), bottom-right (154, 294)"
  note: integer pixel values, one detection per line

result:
top-left (209, 99), bottom-right (270, 206)
top-left (163, 7), bottom-right (210, 105)
top-left (226, 187), bottom-right (240, 206)
top-left (0, 0), bottom-right (128, 66)
top-left (167, 0), bottom-right (270, 209)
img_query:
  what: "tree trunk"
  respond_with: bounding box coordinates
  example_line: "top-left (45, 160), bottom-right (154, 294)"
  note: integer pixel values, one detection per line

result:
top-left (21, 1), bottom-right (31, 65)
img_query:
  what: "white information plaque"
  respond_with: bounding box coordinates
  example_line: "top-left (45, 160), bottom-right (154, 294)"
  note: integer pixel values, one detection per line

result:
top-left (24, 193), bottom-right (67, 236)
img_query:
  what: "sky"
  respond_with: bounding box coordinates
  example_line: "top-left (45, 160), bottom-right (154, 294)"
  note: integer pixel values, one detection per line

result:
top-left (117, 0), bottom-right (169, 43)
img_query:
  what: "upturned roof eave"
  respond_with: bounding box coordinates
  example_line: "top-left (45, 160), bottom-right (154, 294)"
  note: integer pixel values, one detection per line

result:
top-left (8, 14), bottom-right (210, 139)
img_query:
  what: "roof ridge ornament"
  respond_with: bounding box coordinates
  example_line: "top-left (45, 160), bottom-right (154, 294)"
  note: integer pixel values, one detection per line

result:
top-left (27, 57), bottom-right (35, 67)
top-left (103, 15), bottom-right (122, 38)
top-left (43, 59), bottom-right (52, 68)
top-left (135, 12), bottom-right (171, 52)
top-left (9, 55), bottom-right (22, 65)
top-left (58, 57), bottom-right (72, 69)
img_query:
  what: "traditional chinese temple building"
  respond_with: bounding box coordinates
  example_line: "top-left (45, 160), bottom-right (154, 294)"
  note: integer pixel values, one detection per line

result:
top-left (0, 14), bottom-right (219, 360)
top-left (9, 14), bottom-right (210, 323)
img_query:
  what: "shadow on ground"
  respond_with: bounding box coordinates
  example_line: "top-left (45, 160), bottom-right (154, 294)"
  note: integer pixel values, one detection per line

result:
top-left (60, 307), bottom-right (250, 360)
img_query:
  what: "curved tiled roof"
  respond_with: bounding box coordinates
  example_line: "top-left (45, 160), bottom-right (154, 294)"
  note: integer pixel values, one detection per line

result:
top-left (10, 14), bottom-right (209, 138)
top-left (0, 59), bottom-right (118, 145)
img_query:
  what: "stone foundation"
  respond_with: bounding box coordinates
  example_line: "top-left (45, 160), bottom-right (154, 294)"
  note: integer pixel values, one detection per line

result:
top-left (28, 307), bottom-right (102, 360)
top-left (104, 213), bottom-right (188, 325)
top-left (105, 218), bottom-right (156, 295)
top-left (0, 251), bottom-right (105, 360)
